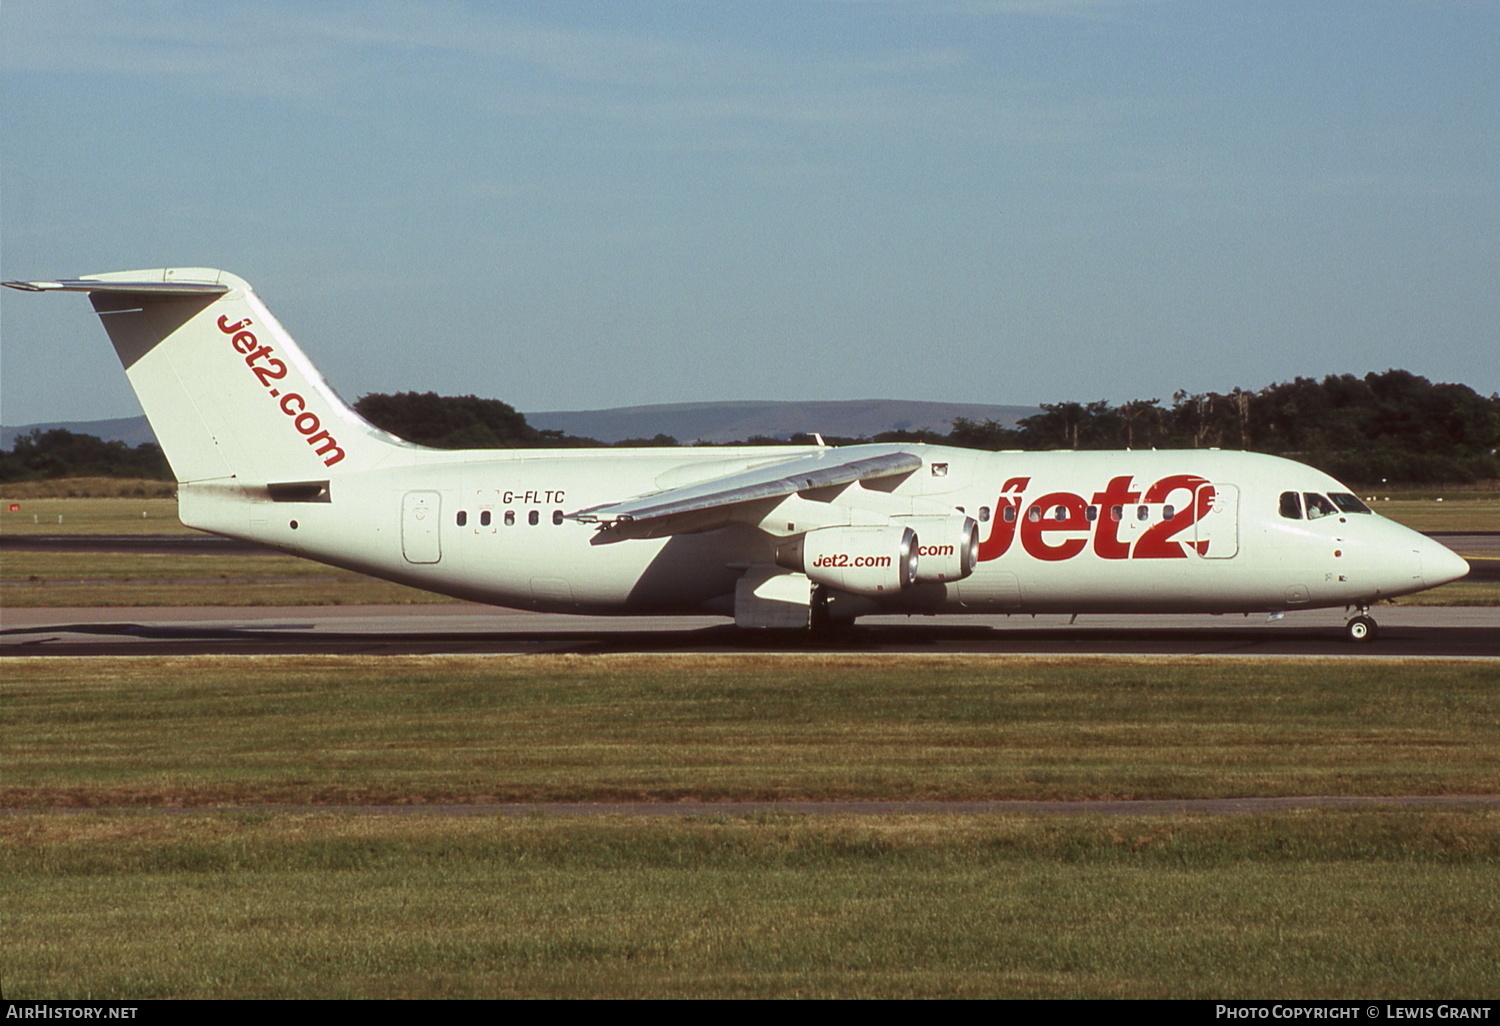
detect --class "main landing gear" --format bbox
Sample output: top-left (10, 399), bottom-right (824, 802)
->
top-left (1345, 611), bottom-right (1378, 643)
top-left (809, 586), bottom-right (856, 636)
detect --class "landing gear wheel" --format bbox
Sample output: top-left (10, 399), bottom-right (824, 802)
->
top-left (809, 585), bottom-right (833, 633)
top-left (809, 586), bottom-right (855, 637)
top-left (1345, 614), bottom-right (1378, 643)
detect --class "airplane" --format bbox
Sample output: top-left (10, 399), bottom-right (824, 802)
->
top-left (4, 268), bottom-right (1470, 642)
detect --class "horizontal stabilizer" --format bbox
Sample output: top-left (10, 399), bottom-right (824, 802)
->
top-left (4, 278), bottom-right (229, 295)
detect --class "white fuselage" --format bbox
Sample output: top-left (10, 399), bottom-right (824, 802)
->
top-left (179, 444), bottom-right (1465, 618)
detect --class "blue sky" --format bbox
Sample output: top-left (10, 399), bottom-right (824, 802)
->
top-left (3, 0), bottom-right (1497, 426)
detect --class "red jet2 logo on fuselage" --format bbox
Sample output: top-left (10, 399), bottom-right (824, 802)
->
top-left (978, 475), bottom-right (1217, 562)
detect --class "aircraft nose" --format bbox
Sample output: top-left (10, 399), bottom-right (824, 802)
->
top-left (1419, 536), bottom-right (1470, 588)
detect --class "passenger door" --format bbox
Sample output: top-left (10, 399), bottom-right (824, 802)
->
top-left (1195, 482), bottom-right (1238, 559)
top-left (401, 490), bottom-right (442, 564)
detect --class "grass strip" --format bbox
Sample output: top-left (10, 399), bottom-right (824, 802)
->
top-left (1369, 497), bottom-right (1499, 533)
top-left (3, 808), bottom-right (1496, 998)
top-left (1390, 579), bottom-right (1500, 606)
top-left (2, 551), bottom-right (455, 606)
top-left (1, 494), bottom-right (185, 533)
top-left (5, 655), bottom-right (1498, 806)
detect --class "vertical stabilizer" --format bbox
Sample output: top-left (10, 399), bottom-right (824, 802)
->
top-left (5, 269), bottom-right (398, 483)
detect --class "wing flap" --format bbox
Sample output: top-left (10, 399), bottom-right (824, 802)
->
top-left (570, 447), bottom-right (924, 530)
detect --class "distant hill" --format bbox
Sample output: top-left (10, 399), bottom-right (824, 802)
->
top-left (4, 400), bottom-right (1036, 450)
top-left (1, 415), bottom-right (159, 449)
top-left (526, 399), bottom-right (1036, 444)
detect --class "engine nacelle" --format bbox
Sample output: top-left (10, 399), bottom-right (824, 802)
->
top-left (900, 514), bottom-right (979, 583)
top-left (777, 525), bottom-right (918, 596)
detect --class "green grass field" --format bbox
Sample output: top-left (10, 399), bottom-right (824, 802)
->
top-left (1390, 579), bottom-right (1500, 607)
top-left (1, 491), bottom-right (185, 533)
top-left (7, 655), bottom-right (1498, 806)
top-left (1, 551), bottom-right (458, 606)
top-left (1374, 494), bottom-right (1500, 533)
top-left (5, 808), bottom-right (1496, 999)
top-left (3, 654), bottom-right (1498, 998)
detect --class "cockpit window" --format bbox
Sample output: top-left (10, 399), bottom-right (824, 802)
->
top-left (1304, 493), bottom-right (1338, 520)
top-left (1279, 491), bottom-right (1303, 519)
top-left (1328, 492), bottom-right (1372, 514)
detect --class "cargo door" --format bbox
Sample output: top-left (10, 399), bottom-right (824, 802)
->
top-left (402, 490), bottom-right (442, 564)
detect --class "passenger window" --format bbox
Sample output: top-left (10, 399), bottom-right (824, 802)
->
top-left (1163, 504), bottom-right (1175, 521)
top-left (552, 510), bottom-right (564, 525)
top-left (456, 511), bottom-right (467, 527)
top-left (1329, 492), bottom-right (1372, 514)
top-left (480, 510), bottom-right (491, 527)
top-left (504, 510), bottom-right (515, 527)
top-left (1137, 505), bottom-right (1149, 522)
top-left (979, 507), bottom-right (991, 523)
top-left (1003, 506), bottom-right (1017, 523)
top-left (1085, 506), bottom-right (1098, 522)
top-left (1110, 505), bottom-right (1123, 522)
top-left (1279, 492), bottom-right (1303, 519)
top-left (1053, 506), bottom-right (1066, 522)
top-left (1304, 493), bottom-right (1338, 520)
top-left (528, 510), bottom-right (540, 526)
top-left (1027, 506), bottom-right (1041, 522)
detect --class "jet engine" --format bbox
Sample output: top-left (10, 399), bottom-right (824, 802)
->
top-left (900, 514), bottom-right (979, 583)
top-left (777, 525), bottom-right (918, 596)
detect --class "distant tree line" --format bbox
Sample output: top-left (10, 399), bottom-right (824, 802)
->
top-left (352, 392), bottom-right (586, 449)
top-left (350, 373), bottom-right (1499, 485)
top-left (0, 428), bottom-right (171, 483)
top-left (940, 370), bottom-right (1500, 486)
top-left (5, 371), bottom-right (1497, 487)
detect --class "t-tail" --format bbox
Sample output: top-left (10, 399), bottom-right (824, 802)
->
top-left (4, 268), bottom-right (403, 484)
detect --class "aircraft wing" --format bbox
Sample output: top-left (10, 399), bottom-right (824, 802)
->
top-left (569, 446), bottom-right (924, 531)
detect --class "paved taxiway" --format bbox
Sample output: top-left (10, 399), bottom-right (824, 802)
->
top-left (4, 603), bottom-right (1497, 657)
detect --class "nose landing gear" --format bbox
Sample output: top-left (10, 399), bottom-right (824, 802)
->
top-left (1345, 611), bottom-right (1378, 643)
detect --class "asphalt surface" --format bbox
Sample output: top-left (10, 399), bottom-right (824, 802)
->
top-left (4, 604), bottom-right (1498, 657)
